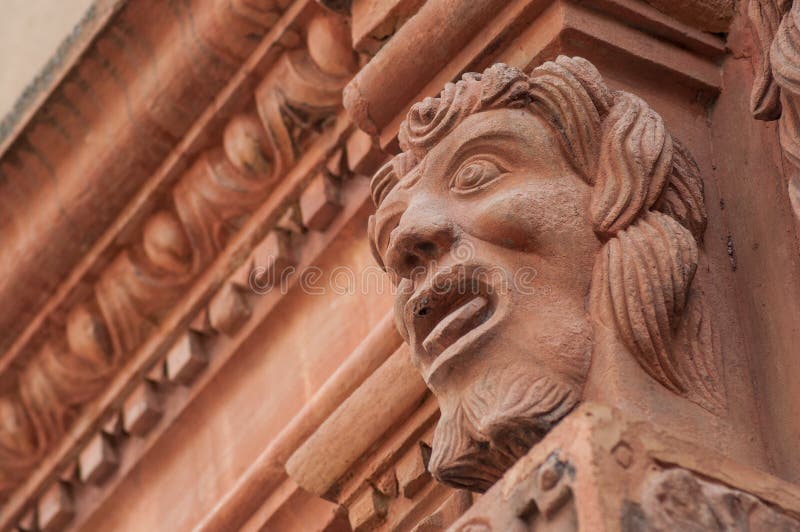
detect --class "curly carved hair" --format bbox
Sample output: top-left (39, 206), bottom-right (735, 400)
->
top-left (370, 56), bottom-right (724, 412)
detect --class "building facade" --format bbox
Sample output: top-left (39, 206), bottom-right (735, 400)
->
top-left (1, 0), bottom-right (800, 530)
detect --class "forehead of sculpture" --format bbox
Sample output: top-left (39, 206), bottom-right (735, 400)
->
top-left (387, 107), bottom-right (573, 200)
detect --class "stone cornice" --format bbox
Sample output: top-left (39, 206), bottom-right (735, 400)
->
top-left (345, 0), bottom-right (726, 151)
top-left (0, 0), bottom-right (736, 529)
top-left (0, 0), bottom-right (369, 527)
top-left (0, 0), bottom-right (294, 358)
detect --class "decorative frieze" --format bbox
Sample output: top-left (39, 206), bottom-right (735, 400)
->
top-left (0, 0), bottom-right (296, 360)
top-left (0, 3), bottom-right (361, 529)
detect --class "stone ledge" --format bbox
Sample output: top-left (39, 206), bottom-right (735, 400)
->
top-left (451, 404), bottom-right (800, 531)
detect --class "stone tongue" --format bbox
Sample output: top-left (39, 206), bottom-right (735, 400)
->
top-left (422, 296), bottom-right (488, 357)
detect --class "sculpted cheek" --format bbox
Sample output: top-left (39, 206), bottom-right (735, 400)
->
top-left (464, 178), bottom-right (594, 254)
top-left (470, 198), bottom-right (539, 249)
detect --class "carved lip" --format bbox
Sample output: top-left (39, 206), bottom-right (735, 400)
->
top-left (405, 265), bottom-right (502, 380)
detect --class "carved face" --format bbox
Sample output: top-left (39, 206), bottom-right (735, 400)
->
top-left (369, 58), bottom-right (717, 492)
top-left (372, 108), bottom-right (599, 490)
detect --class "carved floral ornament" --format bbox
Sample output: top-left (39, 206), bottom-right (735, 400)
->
top-left (368, 57), bottom-right (722, 492)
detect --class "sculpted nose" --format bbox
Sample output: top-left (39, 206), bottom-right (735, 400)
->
top-left (385, 207), bottom-right (457, 279)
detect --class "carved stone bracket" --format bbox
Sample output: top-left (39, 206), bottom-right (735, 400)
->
top-left (365, 54), bottom-right (734, 497)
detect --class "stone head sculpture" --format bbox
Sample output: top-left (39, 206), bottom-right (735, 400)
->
top-left (368, 56), bottom-right (723, 492)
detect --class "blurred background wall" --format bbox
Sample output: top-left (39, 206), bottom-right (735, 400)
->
top-left (0, 0), bottom-right (95, 120)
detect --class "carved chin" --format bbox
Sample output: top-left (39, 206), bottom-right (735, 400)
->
top-left (428, 375), bottom-right (579, 492)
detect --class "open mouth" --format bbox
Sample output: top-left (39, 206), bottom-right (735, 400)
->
top-left (406, 271), bottom-right (496, 368)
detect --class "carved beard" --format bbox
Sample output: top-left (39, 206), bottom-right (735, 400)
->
top-left (428, 371), bottom-right (579, 492)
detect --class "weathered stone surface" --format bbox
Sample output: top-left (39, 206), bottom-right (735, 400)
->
top-left (642, 0), bottom-right (735, 32)
top-left (450, 404), bottom-right (800, 532)
top-left (368, 56), bottom-right (744, 493)
top-left (2, 1), bottom-right (800, 531)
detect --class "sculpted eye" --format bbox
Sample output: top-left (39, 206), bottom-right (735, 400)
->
top-left (451, 158), bottom-right (503, 192)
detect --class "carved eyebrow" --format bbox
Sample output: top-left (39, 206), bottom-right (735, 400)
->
top-left (437, 131), bottom-right (522, 178)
